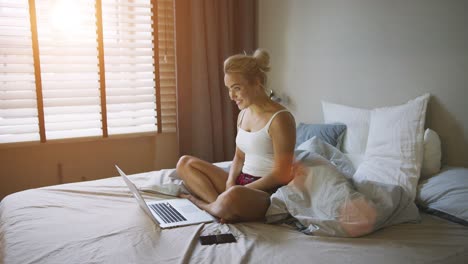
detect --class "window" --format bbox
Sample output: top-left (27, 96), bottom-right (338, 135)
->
top-left (0, 0), bottom-right (176, 144)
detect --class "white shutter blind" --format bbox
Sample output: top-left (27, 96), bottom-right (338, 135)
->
top-left (0, 0), bottom-right (39, 143)
top-left (102, 0), bottom-right (176, 135)
top-left (102, 0), bottom-right (156, 135)
top-left (0, 0), bottom-right (176, 144)
top-left (35, 0), bottom-right (102, 140)
top-left (158, 0), bottom-right (176, 132)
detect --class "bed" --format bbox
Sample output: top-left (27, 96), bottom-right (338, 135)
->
top-left (1, 168), bottom-right (467, 264)
top-left (1, 95), bottom-right (468, 264)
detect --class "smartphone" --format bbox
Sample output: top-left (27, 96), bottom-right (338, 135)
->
top-left (199, 233), bottom-right (237, 245)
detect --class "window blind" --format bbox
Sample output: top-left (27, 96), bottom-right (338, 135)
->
top-left (0, 0), bottom-right (39, 143)
top-left (156, 0), bottom-right (176, 133)
top-left (36, 0), bottom-right (102, 140)
top-left (0, 0), bottom-right (176, 144)
top-left (102, 0), bottom-right (157, 135)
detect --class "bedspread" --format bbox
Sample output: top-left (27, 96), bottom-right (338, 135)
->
top-left (1, 168), bottom-right (468, 263)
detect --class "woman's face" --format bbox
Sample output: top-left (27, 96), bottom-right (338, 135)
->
top-left (224, 73), bottom-right (258, 110)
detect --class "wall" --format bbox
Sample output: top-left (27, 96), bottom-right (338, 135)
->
top-left (0, 133), bottom-right (179, 199)
top-left (258, 0), bottom-right (468, 167)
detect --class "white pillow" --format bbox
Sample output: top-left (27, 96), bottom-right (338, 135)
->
top-left (353, 94), bottom-right (430, 200)
top-left (421, 128), bottom-right (442, 179)
top-left (322, 100), bottom-right (442, 172)
top-left (344, 153), bottom-right (365, 170)
top-left (322, 101), bottom-right (370, 154)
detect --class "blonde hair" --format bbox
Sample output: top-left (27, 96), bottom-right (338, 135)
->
top-left (223, 49), bottom-right (271, 88)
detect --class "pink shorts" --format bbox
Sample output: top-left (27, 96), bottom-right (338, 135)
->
top-left (235, 172), bottom-right (261, 186)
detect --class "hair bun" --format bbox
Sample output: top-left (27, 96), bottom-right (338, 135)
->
top-left (253, 49), bottom-right (270, 72)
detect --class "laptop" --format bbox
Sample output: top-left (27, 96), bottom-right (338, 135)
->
top-left (116, 165), bottom-right (215, 228)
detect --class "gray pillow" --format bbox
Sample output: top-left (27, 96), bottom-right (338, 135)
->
top-left (416, 167), bottom-right (468, 226)
top-left (295, 123), bottom-right (346, 149)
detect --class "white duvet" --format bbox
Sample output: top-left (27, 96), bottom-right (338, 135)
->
top-left (266, 137), bottom-right (420, 237)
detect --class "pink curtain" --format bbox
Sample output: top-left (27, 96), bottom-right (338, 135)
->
top-left (175, 0), bottom-right (257, 162)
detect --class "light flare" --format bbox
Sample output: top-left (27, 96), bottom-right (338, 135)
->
top-left (49, 0), bottom-right (84, 36)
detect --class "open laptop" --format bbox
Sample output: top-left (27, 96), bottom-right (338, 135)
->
top-left (116, 165), bottom-right (215, 228)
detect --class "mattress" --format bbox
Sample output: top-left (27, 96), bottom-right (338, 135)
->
top-left (1, 171), bottom-right (467, 264)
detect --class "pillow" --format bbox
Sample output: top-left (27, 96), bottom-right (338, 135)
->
top-left (344, 153), bottom-right (365, 171)
top-left (421, 128), bottom-right (442, 179)
top-left (353, 94), bottom-right (430, 201)
top-left (295, 123), bottom-right (346, 149)
top-left (322, 101), bottom-right (370, 154)
top-left (322, 99), bottom-right (441, 173)
top-left (416, 167), bottom-right (468, 226)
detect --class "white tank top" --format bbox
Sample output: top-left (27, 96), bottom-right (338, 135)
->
top-left (236, 109), bottom-right (290, 177)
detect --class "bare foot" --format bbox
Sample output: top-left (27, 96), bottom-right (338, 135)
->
top-left (180, 193), bottom-right (237, 223)
top-left (180, 193), bottom-right (209, 211)
top-left (180, 193), bottom-right (230, 223)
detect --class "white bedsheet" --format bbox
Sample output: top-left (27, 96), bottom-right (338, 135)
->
top-left (1, 170), bottom-right (468, 264)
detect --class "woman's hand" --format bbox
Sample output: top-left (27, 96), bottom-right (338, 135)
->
top-left (291, 161), bottom-right (307, 178)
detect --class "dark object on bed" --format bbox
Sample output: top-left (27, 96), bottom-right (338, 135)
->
top-left (199, 233), bottom-right (237, 245)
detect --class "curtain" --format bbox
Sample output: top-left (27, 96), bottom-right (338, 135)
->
top-left (175, 0), bottom-right (257, 162)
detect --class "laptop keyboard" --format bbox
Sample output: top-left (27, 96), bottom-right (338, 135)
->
top-left (149, 202), bottom-right (187, 224)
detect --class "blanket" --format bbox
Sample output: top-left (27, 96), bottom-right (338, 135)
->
top-left (265, 137), bottom-right (420, 237)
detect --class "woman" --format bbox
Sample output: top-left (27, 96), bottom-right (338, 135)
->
top-left (176, 49), bottom-right (296, 223)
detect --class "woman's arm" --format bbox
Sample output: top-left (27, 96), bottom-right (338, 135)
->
top-left (226, 110), bottom-right (246, 191)
top-left (226, 147), bottom-right (245, 190)
top-left (245, 112), bottom-right (296, 191)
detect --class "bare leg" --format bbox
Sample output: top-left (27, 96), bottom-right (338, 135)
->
top-left (182, 186), bottom-right (271, 223)
top-left (176, 155), bottom-right (228, 203)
